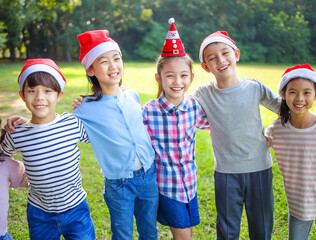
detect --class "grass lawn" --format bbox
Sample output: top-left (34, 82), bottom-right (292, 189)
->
top-left (1, 61), bottom-right (315, 239)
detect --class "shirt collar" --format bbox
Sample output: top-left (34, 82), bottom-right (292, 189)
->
top-left (158, 94), bottom-right (188, 113)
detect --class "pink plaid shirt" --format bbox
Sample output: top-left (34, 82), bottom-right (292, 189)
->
top-left (143, 95), bottom-right (209, 203)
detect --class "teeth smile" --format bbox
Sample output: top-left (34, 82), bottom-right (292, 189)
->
top-left (172, 87), bottom-right (183, 91)
top-left (110, 73), bottom-right (118, 77)
top-left (34, 105), bottom-right (46, 109)
top-left (219, 65), bottom-right (228, 71)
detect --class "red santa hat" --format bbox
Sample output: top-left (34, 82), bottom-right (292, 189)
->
top-left (199, 31), bottom-right (237, 62)
top-left (161, 18), bottom-right (186, 57)
top-left (77, 30), bottom-right (121, 70)
top-left (278, 64), bottom-right (316, 95)
top-left (18, 58), bottom-right (66, 91)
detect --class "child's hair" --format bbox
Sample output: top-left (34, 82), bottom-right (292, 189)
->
top-left (279, 78), bottom-right (316, 125)
top-left (22, 72), bottom-right (61, 94)
top-left (156, 55), bottom-right (194, 98)
top-left (0, 118), bottom-right (6, 144)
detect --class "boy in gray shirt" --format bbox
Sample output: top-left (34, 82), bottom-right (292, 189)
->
top-left (194, 31), bottom-right (280, 240)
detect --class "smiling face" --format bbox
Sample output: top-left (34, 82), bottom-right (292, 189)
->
top-left (282, 78), bottom-right (316, 117)
top-left (86, 50), bottom-right (124, 95)
top-left (201, 42), bottom-right (240, 88)
top-left (156, 57), bottom-right (193, 106)
top-left (20, 82), bottom-right (63, 124)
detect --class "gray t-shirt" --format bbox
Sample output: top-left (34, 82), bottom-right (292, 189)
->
top-left (193, 77), bottom-right (281, 173)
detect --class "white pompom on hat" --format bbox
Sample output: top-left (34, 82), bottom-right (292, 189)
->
top-left (18, 58), bottom-right (66, 91)
top-left (77, 30), bottom-right (121, 70)
top-left (199, 31), bottom-right (237, 62)
top-left (278, 64), bottom-right (316, 95)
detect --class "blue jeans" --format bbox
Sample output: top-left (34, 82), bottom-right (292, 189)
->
top-left (215, 168), bottom-right (274, 240)
top-left (0, 232), bottom-right (13, 240)
top-left (27, 199), bottom-right (95, 240)
top-left (289, 215), bottom-right (314, 240)
top-left (103, 163), bottom-right (159, 240)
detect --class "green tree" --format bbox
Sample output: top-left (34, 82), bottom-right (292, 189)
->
top-left (134, 21), bottom-right (165, 60)
top-left (0, 0), bottom-right (25, 60)
top-left (0, 0), bottom-right (77, 60)
top-left (0, 22), bottom-right (7, 50)
top-left (258, 10), bottom-right (310, 63)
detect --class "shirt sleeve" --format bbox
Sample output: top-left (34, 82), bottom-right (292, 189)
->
top-left (126, 90), bottom-right (141, 104)
top-left (8, 158), bottom-right (29, 188)
top-left (0, 132), bottom-right (17, 157)
top-left (265, 122), bottom-right (276, 146)
top-left (142, 103), bottom-right (149, 126)
top-left (258, 82), bottom-right (281, 114)
top-left (76, 117), bottom-right (89, 144)
top-left (195, 101), bottom-right (210, 130)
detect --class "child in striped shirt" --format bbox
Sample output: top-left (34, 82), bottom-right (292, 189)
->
top-left (0, 59), bottom-right (95, 240)
top-left (142, 18), bottom-right (209, 240)
top-left (265, 64), bottom-right (316, 240)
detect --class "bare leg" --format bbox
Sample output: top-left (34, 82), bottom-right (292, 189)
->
top-left (170, 227), bottom-right (193, 240)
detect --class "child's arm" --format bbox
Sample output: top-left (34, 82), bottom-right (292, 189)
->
top-left (258, 82), bottom-right (281, 114)
top-left (196, 102), bottom-right (210, 130)
top-left (8, 158), bottom-right (29, 188)
top-left (264, 124), bottom-right (275, 148)
top-left (75, 117), bottom-right (89, 144)
top-left (0, 132), bottom-right (18, 158)
top-left (4, 116), bottom-right (28, 133)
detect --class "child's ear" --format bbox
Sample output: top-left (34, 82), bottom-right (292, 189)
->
top-left (281, 91), bottom-right (286, 100)
top-left (191, 73), bottom-right (195, 82)
top-left (86, 67), bottom-right (94, 77)
top-left (201, 62), bottom-right (211, 73)
top-left (155, 74), bottom-right (161, 84)
top-left (19, 90), bottom-right (26, 102)
top-left (235, 49), bottom-right (241, 62)
top-left (57, 91), bottom-right (64, 102)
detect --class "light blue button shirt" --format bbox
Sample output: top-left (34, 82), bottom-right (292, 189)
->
top-left (73, 89), bottom-right (155, 179)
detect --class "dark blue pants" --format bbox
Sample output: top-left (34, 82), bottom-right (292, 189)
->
top-left (214, 168), bottom-right (274, 240)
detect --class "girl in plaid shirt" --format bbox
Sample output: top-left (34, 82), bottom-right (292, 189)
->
top-left (142, 18), bottom-right (209, 240)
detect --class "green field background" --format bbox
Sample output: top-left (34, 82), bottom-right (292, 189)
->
top-left (0, 62), bottom-right (315, 239)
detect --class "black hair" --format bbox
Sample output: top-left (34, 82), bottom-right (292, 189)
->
top-left (0, 118), bottom-right (6, 144)
top-left (22, 72), bottom-right (61, 95)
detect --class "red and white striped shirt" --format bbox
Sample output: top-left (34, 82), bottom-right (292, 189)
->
top-left (266, 119), bottom-right (316, 220)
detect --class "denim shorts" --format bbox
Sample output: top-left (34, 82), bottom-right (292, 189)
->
top-left (157, 193), bottom-right (200, 228)
top-left (103, 163), bottom-right (159, 240)
top-left (0, 232), bottom-right (13, 240)
top-left (27, 198), bottom-right (95, 240)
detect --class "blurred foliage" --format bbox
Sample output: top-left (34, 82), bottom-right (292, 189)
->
top-left (0, 0), bottom-right (315, 63)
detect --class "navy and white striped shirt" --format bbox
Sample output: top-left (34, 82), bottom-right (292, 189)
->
top-left (0, 113), bottom-right (89, 213)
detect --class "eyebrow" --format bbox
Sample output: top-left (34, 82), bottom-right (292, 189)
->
top-left (163, 70), bottom-right (190, 74)
top-left (288, 87), bottom-right (313, 91)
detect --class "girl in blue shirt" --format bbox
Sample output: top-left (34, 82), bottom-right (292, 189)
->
top-left (73, 30), bottom-right (158, 240)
